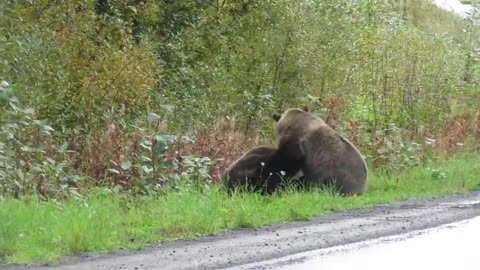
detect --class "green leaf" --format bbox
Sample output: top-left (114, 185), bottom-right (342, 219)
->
top-left (58, 143), bottom-right (69, 153)
top-left (147, 112), bottom-right (161, 122)
top-left (46, 157), bottom-right (56, 165)
top-left (121, 161), bottom-right (132, 171)
top-left (42, 125), bottom-right (54, 133)
top-left (154, 134), bottom-right (176, 144)
top-left (128, 5), bottom-right (137, 14)
top-left (139, 140), bottom-right (152, 151)
top-left (107, 168), bottom-right (120, 175)
top-left (20, 146), bottom-right (33, 152)
top-left (141, 165), bottom-right (154, 174)
top-left (160, 104), bottom-right (173, 113)
top-left (24, 108), bottom-right (35, 114)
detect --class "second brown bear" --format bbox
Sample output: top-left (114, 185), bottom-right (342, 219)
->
top-left (223, 145), bottom-right (304, 194)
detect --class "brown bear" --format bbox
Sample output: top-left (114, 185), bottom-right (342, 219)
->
top-left (223, 145), bottom-right (304, 194)
top-left (271, 107), bottom-right (368, 195)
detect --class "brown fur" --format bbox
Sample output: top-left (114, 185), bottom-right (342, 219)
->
top-left (222, 146), bottom-right (276, 193)
top-left (222, 144), bottom-right (305, 194)
top-left (273, 108), bottom-right (368, 195)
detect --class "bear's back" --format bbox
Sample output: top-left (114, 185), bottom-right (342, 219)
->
top-left (301, 127), bottom-right (368, 194)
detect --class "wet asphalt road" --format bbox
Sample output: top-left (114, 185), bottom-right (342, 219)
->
top-left (433, 0), bottom-right (472, 17)
top-left (230, 209), bottom-right (480, 270)
top-left (2, 191), bottom-right (480, 270)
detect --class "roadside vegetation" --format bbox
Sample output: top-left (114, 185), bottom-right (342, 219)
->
top-left (1, 0), bottom-right (480, 265)
top-left (2, 153), bottom-right (480, 264)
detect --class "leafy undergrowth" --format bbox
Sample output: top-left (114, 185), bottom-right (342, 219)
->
top-left (2, 153), bottom-right (480, 265)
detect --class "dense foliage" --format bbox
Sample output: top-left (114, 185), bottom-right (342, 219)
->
top-left (1, 0), bottom-right (480, 198)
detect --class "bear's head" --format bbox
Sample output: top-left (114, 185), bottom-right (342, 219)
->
top-left (272, 106), bottom-right (309, 122)
top-left (272, 106), bottom-right (325, 141)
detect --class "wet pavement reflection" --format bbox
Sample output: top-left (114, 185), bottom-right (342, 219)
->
top-left (265, 216), bottom-right (480, 270)
top-left (433, 0), bottom-right (472, 17)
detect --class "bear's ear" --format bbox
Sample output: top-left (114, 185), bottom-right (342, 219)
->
top-left (272, 113), bottom-right (281, 122)
top-left (302, 106), bottom-right (309, 112)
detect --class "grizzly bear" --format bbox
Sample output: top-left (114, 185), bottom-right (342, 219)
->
top-left (223, 145), bottom-right (304, 194)
top-left (271, 107), bottom-right (368, 195)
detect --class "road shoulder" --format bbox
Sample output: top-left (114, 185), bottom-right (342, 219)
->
top-left (3, 191), bottom-right (480, 270)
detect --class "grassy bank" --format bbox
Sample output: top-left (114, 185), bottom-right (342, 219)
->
top-left (2, 153), bottom-right (480, 265)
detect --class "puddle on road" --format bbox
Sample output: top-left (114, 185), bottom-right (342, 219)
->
top-left (250, 216), bottom-right (480, 270)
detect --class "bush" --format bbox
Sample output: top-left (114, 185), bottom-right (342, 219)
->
top-left (0, 1), bottom-right (159, 131)
top-left (0, 0), bottom-right (479, 198)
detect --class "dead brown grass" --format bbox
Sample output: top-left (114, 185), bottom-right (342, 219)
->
top-left (64, 119), bottom-right (254, 187)
top-left (474, 109), bottom-right (480, 147)
top-left (59, 107), bottom-right (480, 190)
top-left (437, 113), bottom-right (470, 153)
top-left (348, 119), bottom-right (361, 147)
top-left (324, 97), bottom-right (345, 129)
top-left (178, 121), bottom-right (253, 180)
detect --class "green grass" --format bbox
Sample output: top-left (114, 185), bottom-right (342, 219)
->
top-left (2, 153), bottom-right (480, 265)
